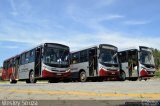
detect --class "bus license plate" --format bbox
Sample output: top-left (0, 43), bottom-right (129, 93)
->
top-left (57, 73), bottom-right (62, 76)
top-left (112, 72), bottom-right (115, 74)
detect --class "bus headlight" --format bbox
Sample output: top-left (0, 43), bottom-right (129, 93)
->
top-left (101, 67), bottom-right (107, 71)
top-left (141, 66), bottom-right (146, 71)
top-left (66, 69), bottom-right (71, 72)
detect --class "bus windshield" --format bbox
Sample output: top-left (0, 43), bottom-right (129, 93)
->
top-left (140, 50), bottom-right (155, 66)
top-left (43, 47), bottom-right (69, 67)
top-left (99, 48), bottom-right (118, 65)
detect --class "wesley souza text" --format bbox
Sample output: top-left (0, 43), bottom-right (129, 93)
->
top-left (1, 100), bottom-right (38, 106)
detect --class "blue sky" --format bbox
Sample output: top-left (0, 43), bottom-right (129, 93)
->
top-left (0, 0), bottom-right (160, 66)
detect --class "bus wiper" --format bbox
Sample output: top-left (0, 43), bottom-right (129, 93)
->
top-left (58, 49), bottom-right (68, 64)
top-left (112, 53), bottom-right (117, 59)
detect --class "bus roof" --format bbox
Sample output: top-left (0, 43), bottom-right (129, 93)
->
top-left (3, 42), bottom-right (69, 62)
top-left (71, 44), bottom-right (117, 53)
top-left (20, 43), bottom-right (69, 54)
top-left (118, 46), bottom-right (151, 52)
top-left (3, 54), bottom-right (20, 62)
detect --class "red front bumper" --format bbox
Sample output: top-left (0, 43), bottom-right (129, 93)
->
top-left (99, 68), bottom-right (119, 77)
top-left (140, 69), bottom-right (155, 77)
top-left (42, 70), bottom-right (71, 79)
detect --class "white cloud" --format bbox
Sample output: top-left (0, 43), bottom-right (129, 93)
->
top-left (95, 32), bottom-right (160, 49)
top-left (10, 0), bottom-right (19, 16)
top-left (10, 0), bottom-right (17, 13)
top-left (62, 2), bottom-right (160, 50)
top-left (102, 15), bottom-right (124, 20)
top-left (124, 20), bottom-right (150, 25)
top-left (0, 0), bottom-right (159, 51)
top-left (10, 0), bottom-right (32, 17)
top-left (68, 32), bottom-right (160, 51)
top-left (0, 22), bottom-right (160, 51)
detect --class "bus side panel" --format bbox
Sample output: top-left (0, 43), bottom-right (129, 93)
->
top-left (25, 62), bottom-right (35, 77)
top-left (71, 62), bottom-right (89, 79)
top-left (19, 62), bottom-right (34, 79)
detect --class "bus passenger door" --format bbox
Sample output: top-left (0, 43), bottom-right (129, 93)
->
top-left (118, 52), bottom-right (129, 77)
top-left (128, 50), bottom-right (138, 77)
top-left (35, 48), bottom-right (42, 77)
top-left (15, 57), bottom-right (20, 79)
top-left (89, 48), bottom-right (97, 76)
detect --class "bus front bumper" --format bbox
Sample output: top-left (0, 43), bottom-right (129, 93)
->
top-left (42, 70), bottom-right (71, 79)
top-left (99, 68), bottom-right (120, 77)
top-left (140, 69), bottom-right (155, 77)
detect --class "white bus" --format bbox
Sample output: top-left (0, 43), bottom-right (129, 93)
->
top-left (2, 43), bottom-right (71, 83)
top-left (118, 46), bottom-right (155, 81)
top-left (70, 44), bottom-right (120, 82)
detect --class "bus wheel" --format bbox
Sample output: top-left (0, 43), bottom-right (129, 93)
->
top-left (119, 71), bottom-right (126, 81)
top-left (139, 77), bottom-right (142, 81)
top-left (98, 77), bottom-right (104, 82)
top-left (9, 74), bottom-right (17, 84)
top-left (79, 71), bottom-right (87, 82)
top-left (48, 79), bottom-right (58, 83)
top-left (26, 79), bottom-right (30, 83)
top-left (63, 78), bottom-right (71, 83)
top-left (131, 78), bottom-right (138, 81)
top-left (29, 71), bottom-right (36, 83)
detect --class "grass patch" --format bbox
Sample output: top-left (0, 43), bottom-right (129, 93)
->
top-left (0, 80), bottom-right (9, 84)
top-left (155, 69), bottom-right (160, 78)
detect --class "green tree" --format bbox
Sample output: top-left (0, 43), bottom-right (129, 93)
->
top-left (152, 48), bottom-right (160, 69)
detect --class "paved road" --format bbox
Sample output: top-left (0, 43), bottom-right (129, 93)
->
top-left (0, 80), bottom-right (160, 100)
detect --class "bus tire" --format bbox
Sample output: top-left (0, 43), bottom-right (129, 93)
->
top-left (130, 77), bottom-right (138, 81)
top-left (79, 71), bottom-right (87, 82)
top-left (119, 71), bottom-right (126, 81)
top-left (9, 74), bottom-right (17, 84)
top-left (29, 71), bottom-right (36, 83)
top-left (48, 79), bottom-right (58, 83)
top-left (26, 79), bottom-right (31, 83)
top-left (63, 78), bottom-right (71, 83)
top-left (139, 77), bottom-right (142, 81)
top-left (97, 77), bottom-right (104, 82)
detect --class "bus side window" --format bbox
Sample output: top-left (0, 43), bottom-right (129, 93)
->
top-left (72, 52), bottom-right (79, 64)
top-left (7, 61), bottom-right (10, 70)
top-left (21, 54), bottom-right (25, 65)
top-left (25, 52), bottom-right (30, 63)
top-left (118, 52), bottom-right (127, 63)
top-left (9, 59), bottom-right (13, 68)
top-left (80, 50), bottom-right (88, 63)
top-left (3, 62), bottom-right (6, 70)
top-left (30, 50), bottom-right (35, 62)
